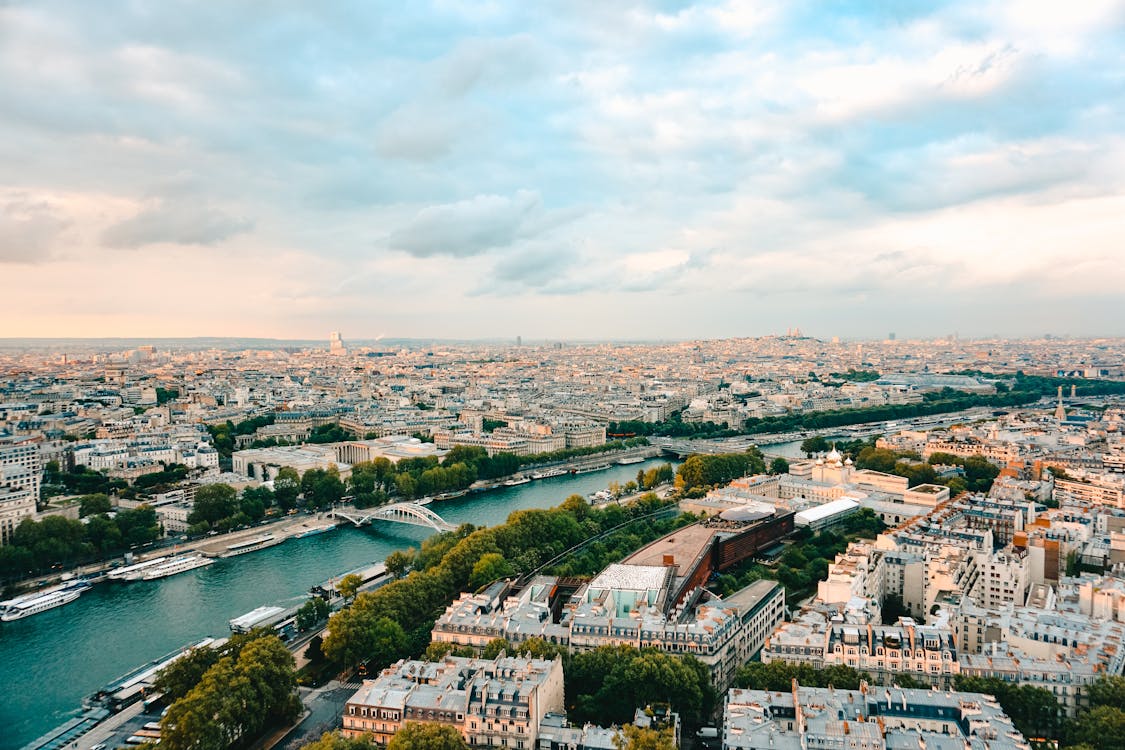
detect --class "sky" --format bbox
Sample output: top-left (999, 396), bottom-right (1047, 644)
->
top-left (2, 0), bottom-right (1124, 341)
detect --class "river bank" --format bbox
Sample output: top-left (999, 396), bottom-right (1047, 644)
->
top-left (0, 458), bottom-right (678, 750)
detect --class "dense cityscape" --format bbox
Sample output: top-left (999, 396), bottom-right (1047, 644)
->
top-left (1, 333), bottom-right (1125, 750)
top-left (5, 0), bottom-right (1125, 748)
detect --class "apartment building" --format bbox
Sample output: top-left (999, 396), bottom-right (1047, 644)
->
top-left (1054, 476), bottom-right (1125, 509)
top-left (0, 485), bottom-right (36, 545)
top-left (722, 683), bottom-right (1030, 750)
top-left (0, 435), bottom-right (41, 502)
top-left (342, 655), bottom-right (564, 748)
top-left (432, 568), bottom-right (785, 691)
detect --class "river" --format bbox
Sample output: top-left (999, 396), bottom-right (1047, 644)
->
top-left (0, 459), bottom-right (676, 750)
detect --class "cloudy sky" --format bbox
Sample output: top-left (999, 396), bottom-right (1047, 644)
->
top-left (2, 1), bottom-right (1124, 341)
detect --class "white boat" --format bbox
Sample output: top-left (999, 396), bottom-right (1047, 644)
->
top-left (108, 556), bottom-right (170, 582)
top-left (616, 456), bottom-right (645, 465)
top-left (293, 523), bottom-right (337, 539)
top-left (217, 533), bottom-right (284, 558)
top-left (503, 476), bottom-right (531, 486)
top-left (530, 468), bottom-right (568, 480)
top-left (141, 555), bottom-right (214, 580)
top-left (574, 464), bottom-right (611, 475)
top-left (1, 582), bottom-right (89, 621)
top-left (414, 497), bottom-right (433, 506)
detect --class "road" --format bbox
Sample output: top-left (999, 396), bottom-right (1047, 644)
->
top-left (273, 681), bottom-right (358, 750)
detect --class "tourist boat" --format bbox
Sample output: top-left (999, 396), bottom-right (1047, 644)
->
top-left (502, 476), bottom-right (531, 486)
top-left (573, 464), bottom-right (611, 475)
top-left (293, 523), bottom-right (337, 539)
top-left (616, 456), bottom-right (645, 465)
top-left (217, 533), bottom-right (284, 558)
top-left (434, 489), bottom-right (468, 501)
top-left (141, 555), bottom-right (214, 580)
top-left (530, 468), bottom-right (568, 480)
top-left (0, 579), bottom-right (91, 621)
top-left (588, 490), bottom-right (614, 504)
top-left (107, 556), bottom-right (170, 582)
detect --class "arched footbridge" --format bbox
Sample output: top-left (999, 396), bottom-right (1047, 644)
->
top-left (328, 502), bottom-right (456, 533)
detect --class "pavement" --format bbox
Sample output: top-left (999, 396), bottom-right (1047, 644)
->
top-left (70, 701), bottom-right (151, 750)
top-left (272, 681), bottom-right (360, 750)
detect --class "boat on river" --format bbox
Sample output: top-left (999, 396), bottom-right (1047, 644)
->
top-left (0, 579), bottom-right (91, 621)
top-left (530, 468), bottom-right (568, 480)
top-left (216, 533), bottom-right (284, 558)
top-left (141, 555), bottom-right (214, 580)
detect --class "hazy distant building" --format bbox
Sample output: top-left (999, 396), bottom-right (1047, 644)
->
top-left (329, 331), bottom-right (347, 356)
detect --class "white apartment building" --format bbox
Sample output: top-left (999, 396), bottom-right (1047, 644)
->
top-left (342, 656), bottom-right (565, 748)
top-left (0, 485), bottom-right (36, 545)
top-left (0, 435), bottom-right (41, 502)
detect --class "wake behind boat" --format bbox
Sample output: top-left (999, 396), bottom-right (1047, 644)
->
top-left (293, 522), bottom-right (338, 539)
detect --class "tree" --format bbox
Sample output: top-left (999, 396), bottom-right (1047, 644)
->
top-left (337, 573), bottom-right (363, 601)
top-left (386, 723), bottom-right (468, 750)
top-left (482, 638), bottom-right (510, 660)
top-left (78, 493), bottom-right (112, 517)
top-left (768, 457), bottom-right (790, 475)
top-left (1067, 706), bottom-right (1125, 750)
top-left (156, 644), bottom-right (221, 702)
top-left (189, 484), bottom-right (238, 527)
top-left (300, 732), bottom-right (378, 750)
top-left (469, 552), bottom-right (514, 589)
top-left (85, 514), bottom-right (123, 552)
top-left (296, 598), bottom-right (330, 631)
top-left (1087, 675), bottom-right (1125, 709)
top-left (568, 645), bottom-right (713, 728)
top-left (800, 436), bottom-right (829, 456)
top-left (114, 505), bottom-right (161, 546)
top-left (614, 725), bottom-right (676, 750)
top-left (385, 549), bottom-right (415, 578)
top-left (274, 467), bottom-right (301, 510)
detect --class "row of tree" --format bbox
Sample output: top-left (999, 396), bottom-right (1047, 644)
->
top-left (850, 445), bottom-right (1000, 493)
top-left (155, 631), bottom-right (301, 750)
top-left (41, 461), bottom-right (127, 499)
top-left (206, 414), bottom-right (277, 458)
top-left (344, 440), bottom-right (648, 506)
top-left (675, 448), bottom-right (767, 492)
top-left (321, 494), bottom-right (679, 672)
top-left (744, 377), bottom-right (1125, 436)
top-left (608, 411), bottom-right (740, 439)
top-left (0, 500), bottom-right (161, 578)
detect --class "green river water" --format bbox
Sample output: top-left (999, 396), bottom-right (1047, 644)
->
top-left (0, 459), bottom-right (680, 750)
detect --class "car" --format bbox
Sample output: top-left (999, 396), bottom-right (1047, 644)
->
top-left (89, 743), bottom-right (107, 750)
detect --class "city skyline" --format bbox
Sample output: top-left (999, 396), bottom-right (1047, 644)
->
top-left (3, 1), bottom-right (1125, 339)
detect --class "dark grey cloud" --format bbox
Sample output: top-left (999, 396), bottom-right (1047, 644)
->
top-left (0, 196), bottom-right (68, 263)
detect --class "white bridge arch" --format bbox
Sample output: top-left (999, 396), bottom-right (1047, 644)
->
top-left (328, 502), bottom-right (456, 532)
